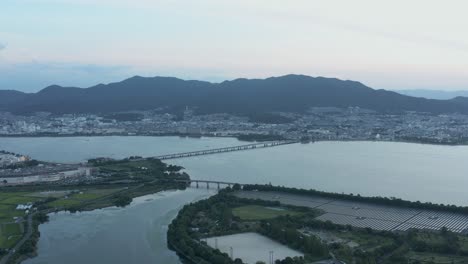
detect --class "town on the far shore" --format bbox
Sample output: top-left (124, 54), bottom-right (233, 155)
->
top-left (2, 106), bottom-right (468, 145)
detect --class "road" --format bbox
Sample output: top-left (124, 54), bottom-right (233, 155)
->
top-left (0, 213), bottom-right (34, 264)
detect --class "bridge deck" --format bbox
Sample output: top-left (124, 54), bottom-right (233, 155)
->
top-left (153, 140), bottom-right (298, 160)
top-left (175, 179), bottom-right (241, 185)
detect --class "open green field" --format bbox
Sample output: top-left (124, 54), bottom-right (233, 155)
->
top-left (46, 188), bottom-right (123, 209)
top-left (0, 192), bottom-right (38, 222)
top-left (0, 223), bottom-right (23, 249)
top-left (70, 188), bottom-right (122, 201)
top-left (0, 196), bottom-right (41, 205)
top-left (27, 190), bottom-right (72, 198)
top-left (0, 192), bottom-right (31, 202)
top-left (0, 191), bottom-right (39, 249)
top-left (232, 205), bottom-right (301, 220)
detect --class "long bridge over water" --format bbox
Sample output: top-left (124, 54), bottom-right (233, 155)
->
top-left (176, 179), bottom-right (243, 189)
top-left (153, 140), bottom-right (298, 160)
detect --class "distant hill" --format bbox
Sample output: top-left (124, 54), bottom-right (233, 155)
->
top-left (396, 89), bottom-right (468, 100)
top-left (2, 74), bottom-right (468, 115)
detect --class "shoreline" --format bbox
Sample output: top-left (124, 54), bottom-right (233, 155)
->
top-left (2, 185), bottom-right (189, 264)
top-left (1, 133), bottom-right (468, 147)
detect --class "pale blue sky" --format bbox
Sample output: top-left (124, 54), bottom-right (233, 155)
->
top-left (1, 0), bottom-right (467, 92)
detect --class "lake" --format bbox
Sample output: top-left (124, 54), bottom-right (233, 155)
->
top-left (2, 136), bottom-right (468, 264)
top-left (2, 136), bottom-right (467, 205)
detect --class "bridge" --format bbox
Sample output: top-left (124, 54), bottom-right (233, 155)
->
top-left (176, 179), bottom-right (243, 190)
top-left (153, 140), bottom-right (298, 160)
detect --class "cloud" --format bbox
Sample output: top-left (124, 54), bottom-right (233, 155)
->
top-left (0, 43), bottom-right (6, 51)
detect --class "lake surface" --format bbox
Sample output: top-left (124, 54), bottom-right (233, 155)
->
top-left (23, 189), bottom-right (216, 264)
top-left (0, 136), bottom-right (240, 163)
top-left (2, 136), bottom-right (468, 264)
top-left (2, 136), bottom-right (467, 205)
top-left (206, 232), bottom-right (303, 264)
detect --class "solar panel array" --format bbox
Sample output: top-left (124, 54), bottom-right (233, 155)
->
top-left (394, 211), bottom-right (468, 233)
top-left (235, 191), bottom-right (468, 233)
top-left (316, 213), bottom-right (399, 231)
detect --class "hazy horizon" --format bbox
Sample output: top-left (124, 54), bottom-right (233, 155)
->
top-left (1, 0), bottom-right (468, 92)
top-left (3, 74), bottom-right (468, 97)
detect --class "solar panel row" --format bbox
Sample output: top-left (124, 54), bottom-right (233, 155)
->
top-left (235, 191), bottom-right (468, 233)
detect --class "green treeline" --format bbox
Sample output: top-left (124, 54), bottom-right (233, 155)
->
top-left (237, 134), bottom-right (286, 142)
top-left (167, 190), bottom-right (329, 264)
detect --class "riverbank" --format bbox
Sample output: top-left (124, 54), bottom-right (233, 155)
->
top-left (0, 157), bottom-right (190, 264)
top-left (1, 182), bottom-right (189, 264)
top-left (2, 133), bottom-right (468, 146)
top-left (23, 189), bottom-right (216, 264)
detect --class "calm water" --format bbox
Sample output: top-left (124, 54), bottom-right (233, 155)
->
top-left (2, 136), bottom-right (466, 204)
top-left (2, 136), bottom-right (468, 264)
top-left (206, 232), bottom-right (303, 263)
top-left (23, 189), bottom-right (216, 264)
top-left (0, 136), bottom-right (240, 163)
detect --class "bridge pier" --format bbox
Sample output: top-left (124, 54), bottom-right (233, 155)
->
top-left (217, 183), bottom-right (220, 190)
top-left (206, 182), bottom-right (209, 189)
top-left (196, 181), bottom-right (199, 188)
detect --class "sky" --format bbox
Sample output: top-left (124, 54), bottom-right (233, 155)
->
top-left (1, 0), bottom-right (468, 92)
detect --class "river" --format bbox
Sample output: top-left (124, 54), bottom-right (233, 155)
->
top-left (1, 136), bottom-right (468, 263)
top-left (22, 189), bottom-right (216, 264)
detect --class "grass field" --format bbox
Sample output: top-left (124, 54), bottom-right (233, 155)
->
top-left (0, 196), bottom-right (41, 205)
top-left (232, 205), bottom-right (301, 220)
top-left (0, 192), bottom-right (39, 249)
top-left (0, 192), bottom-right (38, 222)
top-left (46, 188), bottom-right (122, 208)
top-left (0, 222), bottom-right (23, 249)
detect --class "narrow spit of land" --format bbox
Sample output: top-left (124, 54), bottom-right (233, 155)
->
top-left (168, 186), bottom-right (468, 264)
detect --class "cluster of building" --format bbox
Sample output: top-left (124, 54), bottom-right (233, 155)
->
top-left (0, 162), bottom-right (92, 185)
top-left (0, 151), bottom-right (30, 168)
top-left (2, 107), bottom-right (468, 144)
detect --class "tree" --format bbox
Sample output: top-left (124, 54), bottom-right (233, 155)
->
top-left (113, 195), bottom-right (132, 207)
top-left (34, 212), bottom-right (49, 224)
top-left (222, 207), bottom-right (232, 227)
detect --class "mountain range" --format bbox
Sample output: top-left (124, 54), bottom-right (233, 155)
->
top-left (396, 89), bottom-right (468, 100)
top-left (1, 74), bottom-right (468, 115)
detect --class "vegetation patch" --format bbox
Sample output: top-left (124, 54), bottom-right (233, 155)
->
top-left (0, 223), bottom-right (22, 248)
top-left (1, 157), bottom-right (189, 263)
top-left (168, 186), bottom-right (468, 264)
top-left (0, 196), bottom-right (41, 205)
top-left (232, 205), bottom-right (301, 220)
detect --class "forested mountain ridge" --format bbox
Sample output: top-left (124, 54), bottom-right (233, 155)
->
top-left (2, 74), bottom-right (468, 115)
